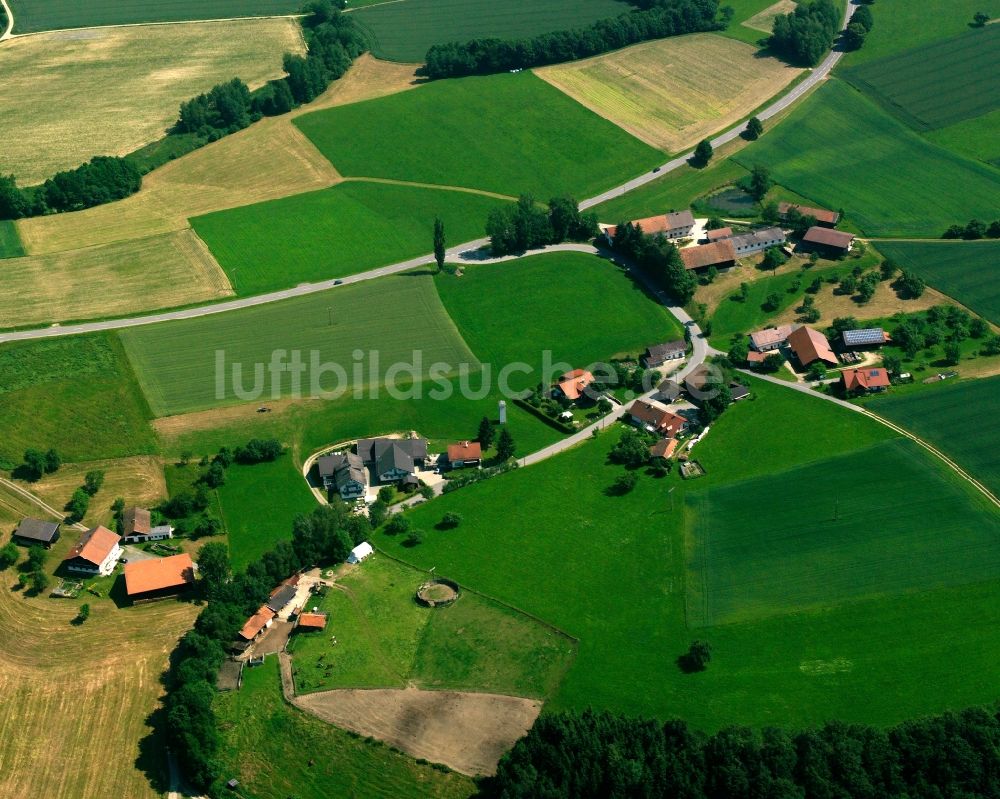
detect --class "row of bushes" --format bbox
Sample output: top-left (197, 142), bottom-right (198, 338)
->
top-left (485, 195), bottom-right (598, 256)
top-left (422, 0), bottom-right (722, 79)
top-left (609, 220), bottom-right (698, 304)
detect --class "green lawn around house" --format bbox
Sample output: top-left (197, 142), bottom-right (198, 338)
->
top-left (294, 72), bottom-right (662, 201)
top-left (731, 79), bottom-right (1000, 237)
top-left (213, 656), bottom-right (474, 799)
top-left (190, 182), bottom-right (511, 296)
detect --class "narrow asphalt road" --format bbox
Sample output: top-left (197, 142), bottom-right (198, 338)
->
top-left (0, 1), bottom-right (860, 345)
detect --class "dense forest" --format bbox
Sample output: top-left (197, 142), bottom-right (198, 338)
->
top-left (483, 707), bottom-right (1000, 798)
top-left (422, 0), bottom-right (723, 79)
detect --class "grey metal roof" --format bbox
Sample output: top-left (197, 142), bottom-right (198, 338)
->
top-left (843, 328), bottom-right (886, 346)
top-left (14, 518), bottom-right (60, 543)
top-left (266, 584), bottom-right (297, 612)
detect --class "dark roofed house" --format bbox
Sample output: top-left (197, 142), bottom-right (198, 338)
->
top-left (655, 379), bottom-right (682, 403)
top-left (356, 438), bottom-right (427, 485)
top-left (842, 367), bottom-right (891, 393)
top-left (317, 452), bottom-right (366, 500)
top-left (642, 340), bottom-right (686, 368)
top-left (266, 584), bottom-right (298, 614)
top-left (778, 202), bottom-right (840, 227)
top-left (801, 226), bottom-right (855, 254)
top-left (729, 383), bottom-right (750, 402)
top-left (843, 328), bottom-right (889, 348)
top-left (679, 240), bottom-right (736, 271)
top-left (727, 227), bottom-right (786, 257)
top-left (122, 507), bottom-right (173, 543)
top-left (787, 326), bottom-right (838, 368)
top-left (13, 518), bottom-right (60, 548)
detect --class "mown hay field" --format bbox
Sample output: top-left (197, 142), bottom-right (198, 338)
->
top-left (841, 26), bottom-right (1000, 131)
top-left (8, 0), bottom-right (303, 33)
top-left (191, 181), bottom-right (509, 295)
top-left (435, 251), bottom-right (682, 391)
top-left (0, 571), bottom-right (197, 798)
top-left (732, 80), bottom-right (1000, 236)
top-left (686, 438), bottom-right (1000, 627)
top-left (869, 376), bottom-right (1000, 500)
top-left (0, 19), bottom-right (304, 184)
top-left (876, 240), bottom-right (1000, 326)
top-left (351, 0), bottom-right (627, 62)
top-left (0, 230), bottom-right (232, 330)
top-left (119, 275), bottom-right (478, 416)
top-left (535, 34), bottom-right (801, 153)
top-left (0, 333), bottom-right (156, 466)
top-left (295, 71), bottom-right (663, 200)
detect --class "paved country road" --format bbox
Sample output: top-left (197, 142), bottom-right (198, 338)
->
top-left (0, 1), bottom-right (860, 345)
top-left (0, 0), bottom-right (14, 40)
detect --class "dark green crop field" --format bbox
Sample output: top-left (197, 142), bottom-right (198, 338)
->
top-left (733, 80), bottom-right (1000, 237)
top-left (842, 26), bottom-right (1000, 131)
top-left (876, 240), bottom-right (1000, 326)
top-left (8, 0), bottom-right (303, 32)
top-left (869, 376), bottom-right (1000, 500)
top-left (0, 221), bottom-right (24, 259)
top-left (687, 438), bottom-right (1000, 627)
top-left (352, 0), bottom-right (628, 62)
top-left (295, 72), bottom-right (662, 200)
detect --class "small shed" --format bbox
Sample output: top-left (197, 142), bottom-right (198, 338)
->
top-left (348, 542), bottom-right (374, 564)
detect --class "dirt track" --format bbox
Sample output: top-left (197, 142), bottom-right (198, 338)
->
top-left (292, 685), bottom-right (540, 776)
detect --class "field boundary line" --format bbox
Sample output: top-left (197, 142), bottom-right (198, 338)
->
top-left (7, 13), bottom-right (306, 40)
top-left (0, 0), bottom-right (12, 40)
top-left (340, 176), bottom-right (518, 202)
top-left (0, 476), bottom-right (87, 530)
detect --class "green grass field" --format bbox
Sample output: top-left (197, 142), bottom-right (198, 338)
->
top-left (840, 0), bottom-right (1000, 65)
top-left (687, 438), bottom-right (1000, 626)
top-left (732, 80), bottom-right (1000, 236)
top-left (7, 0), bottom-right (304, 32)
top-left (352, 0), bottom-right (627, 62)
top-left (295, 72), bottom-right (662, 200)
top-left (191, 182), bottom-right (510, 296)
top-left (0, 334), bottom-right (155, 466)
top-left (214, 657), bottom-right (474, 799)
top-left (841, 26), bottom-right (1000, 131)
top-left (868, 376), bottom-right (1000, 499)
top-left (119, 275), bottom-right (478, 416)
top-left (0, 221), bottom-right (24, 259)
top-left (925, 109), bottom-right (1000, 166)
top-left (435, 252), bottom-right (682, 391)
top-left (875, 240), bottom-right (1000, 325)
top-left (288, 555), bottom-right (574, 696)
top-left (215, 454), bottom-right (317, 569)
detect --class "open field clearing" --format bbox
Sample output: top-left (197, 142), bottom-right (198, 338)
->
top-left (215, 455), bottom-right (316, 569)
top-left (0, 333), bottom-right (155, 466)
top-left (733, 80), bottom-right (1000, 236)
top-left (215, 657), bottom-right (474, 798)
top-left (742, 0), bottom-right (796, 32)
top-left (119, 275), bottom-right (478, 416)
top-left (295, 71), bottom-right (662, 199)
top-left (867, 241), bottom-right (1000, 326)
top-left (0, 19), bottom-right (304, 184)
top-left (435, 252), bottom-right (681, 391)
top-left (687, 438), bottom-right (1000, 627)
top-left (0, 230), bottom-right (232, 330)
top-left (192, 181), bottom-right (509, 295)
top-left (841, 0), bottom-right (1000, 65)
top-left (19, 456), bottom-right (165, 529)
top-left (0, 572), bottom-right (196, 798)
top-left (717, 0), bottom-right (794, 44)
top-left (14, 54), bottom-right (414, 257)
top-left (289, 556), bottom-right (574, 697)
top-left (869, 376), bottom-right (1000, 499)
top-left (352, 0), bottom-right (627, 62)
top-left (7, 0), bottom-right (303, 33)
top-left (0, 220), bottom-right (23, 258)
top-left (925, 109), bottom-right (1000, 166)
top-left (842, 26), bottom-right (1000, 131)
top-left (535, 34), bottom-right (801, 153)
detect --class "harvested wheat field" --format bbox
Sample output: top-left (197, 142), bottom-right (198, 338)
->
top-left (0, 230), bottom-right (232, 329)
top-left (0, 19), bottom-right (304, 185)
top-left (23, 456), bottom-right (166, 529)
top-left (294, 686), bottom-right (541, 776)
top-left (0, 579), bottom-right (197, 798)
top-left (16, 55), bottom-right (417, 257)
top-left (743, 0), bottom-right (798, 33)
top-left (535, 34), bottom-right (801, 152)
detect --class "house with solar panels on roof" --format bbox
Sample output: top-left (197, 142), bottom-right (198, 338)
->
top-left (842, 328), bottom-right (889, 349)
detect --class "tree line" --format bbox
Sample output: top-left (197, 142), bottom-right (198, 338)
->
top-left (768, 0), bottom-right (841, 66)
top-left (482, 705), bottom-right (1000, 797)
top-left (0, 1), bottom-right (365, 221)
top-left (485, 196), bottom-right (598, 256)
top-left (422, 0), bottom-right (722, 79)
top-left (609, 221), bottom-right (697, 304)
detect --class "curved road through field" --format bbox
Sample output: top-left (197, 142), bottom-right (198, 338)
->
top-left (0, 0), bottom-right (14, 40)
top-left (0, 1), bottom-right (860, 346)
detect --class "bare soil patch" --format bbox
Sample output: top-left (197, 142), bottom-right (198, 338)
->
top-left (294, 686), bottom-right (541, 776)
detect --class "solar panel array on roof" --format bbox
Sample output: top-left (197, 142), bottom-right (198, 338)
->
top-left (843, 328), bottom-right (886, 346)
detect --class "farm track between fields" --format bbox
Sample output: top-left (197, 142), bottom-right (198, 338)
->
top-left (0, 0), bottom-right (13, 39)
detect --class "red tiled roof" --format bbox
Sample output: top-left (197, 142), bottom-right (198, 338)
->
top-left (124, 553), bottom-right (195, 596)
top-left (239, 605), bottom-right (276, 640)
top-left (706, 227), bottom-right (733, 241)
top-left (787, 326), bottom-right (838, 367)
top-left (779, 202), bottom-right (840, 226)
top-left (802, 226), bottom-right (855, 249)
top-left (447, 441), bottom-right (482, 461)
top-left (842, 367), bottom-right (891, 391)
top-left (298, 613), bottom-right (327, 630)
top-left (629, 399), bottom-right (687, 437)
top-left (746, 350), bottom-right (769, 363)
top-left (679, 240), bottom-right (736, 270)
top-left (123, 507), bottom-right (151, 536)
top-left (65, 526), bottom-right (120, 567)
top-left (557, 369), bottom-right (595, 401)
top-left (649, 439), bottom-right (679, 459)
